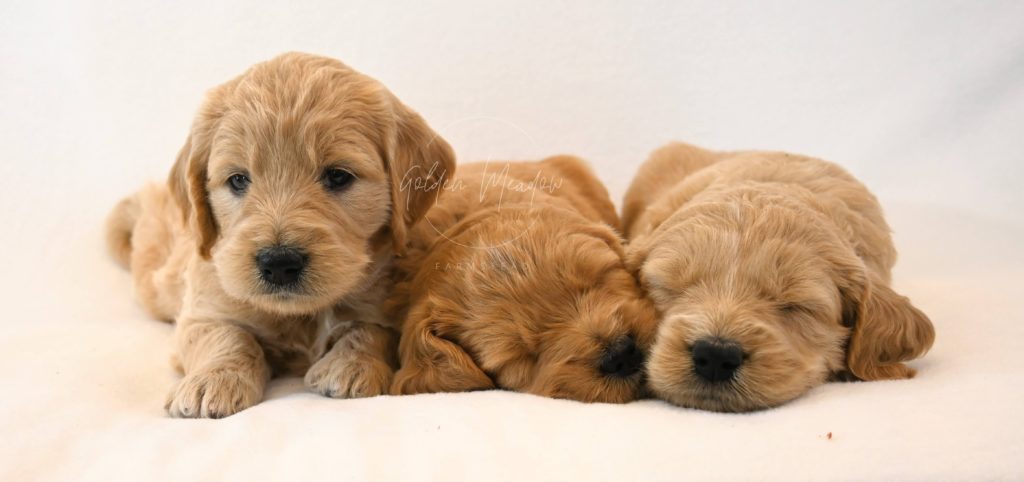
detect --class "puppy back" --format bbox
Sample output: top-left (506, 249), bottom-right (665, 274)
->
top-left (622, 142), bottom-right (724, 238)
top-left (633, 146), bottom-right (897, 276)
top-left (536, 155), bottom-right (620, 229)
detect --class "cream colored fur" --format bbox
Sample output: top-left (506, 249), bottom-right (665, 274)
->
top-left (624, 142), bottom-right (935, 412)
top-left (105, 52), bottom-right (454, 417)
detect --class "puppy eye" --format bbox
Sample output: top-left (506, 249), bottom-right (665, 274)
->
top-left (228, 173), bottom-right (251, 195)
top-left (780, 303), bottom-right (812, 316)
top-left (322, 167), bottom-right (356, 192)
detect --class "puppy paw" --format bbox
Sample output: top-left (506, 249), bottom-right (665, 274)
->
top-left (166, 368), bottom-right (264, 418)
top-left (304, 352), bottom-right (392, 399)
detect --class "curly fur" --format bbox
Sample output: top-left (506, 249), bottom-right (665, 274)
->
top-left (389, 157), bottom-right (658, 403)
top-left (105, 52), bottom-right (454, 418)
top-left (624, 142), bottom-right (935, 412)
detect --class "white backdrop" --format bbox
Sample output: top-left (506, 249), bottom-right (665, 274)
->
top-left (2, 1), bottom-right (1023, 480)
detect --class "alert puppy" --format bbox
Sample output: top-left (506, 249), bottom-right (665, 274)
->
top-left (623, 142), bottom-right (935, 412)
top-left (389, 157), bottom-right (658, 402)
top-left (105, 53), bottom-right (454, 418)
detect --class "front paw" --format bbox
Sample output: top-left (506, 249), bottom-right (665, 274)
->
top-left (166, 368), bottom-right (264, 418)
top-left (304, 352), bottom-right (393, 399)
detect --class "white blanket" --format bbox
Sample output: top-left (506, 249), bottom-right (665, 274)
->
top-left (2, 1), bottom-right (1022, 480)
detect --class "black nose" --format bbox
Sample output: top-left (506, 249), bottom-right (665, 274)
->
top-left (256, 246), bottom-right (307, 286)
top-left (692, 338), bottom-right (744, 383)
top-left (599, 336), bottom-right (644, 378)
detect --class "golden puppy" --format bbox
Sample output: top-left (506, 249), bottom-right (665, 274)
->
top-left (623, 142), bottom-right (935, 412)
top-left (105, 53), bottom-right (454, 418)
top-left (389, 157), bottom-right (658, 402)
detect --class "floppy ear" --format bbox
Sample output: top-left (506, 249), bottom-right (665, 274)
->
top-left (167, 79), bottom-right (243, 259)
top-left (838, 263), bottom-right (936, 381)
top-left (390, 313), bottom-right (495, 395)
top-left (167, 126), bottom-right (218, 259)
top-left (385, 99), bottom-right (456, 254)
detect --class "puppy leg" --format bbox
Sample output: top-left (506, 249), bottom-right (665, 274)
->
top-left (166, 320), bottom-right (269, 418)
top-left (305, 321), bottom-right (397, 398)
top-left (391, 321), bottom-right (495, 395)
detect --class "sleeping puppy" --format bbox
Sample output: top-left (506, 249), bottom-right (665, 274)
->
top-left (105, 53), bottom-right (454, 418)
top-left (389, 157), bottom-right (658, 402)
top-left (623, 142), bottom-right (935, 412)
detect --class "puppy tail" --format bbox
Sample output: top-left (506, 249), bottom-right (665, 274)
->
top-left (105, 194), bottom-right (141, 269)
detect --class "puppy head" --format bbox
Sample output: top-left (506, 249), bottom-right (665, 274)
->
top-left (415, 205), bottom-right (658, 402)
top-left (635, 189), bottom-right (933, 411)
top-left (168, 52), bottom-right (454, 315)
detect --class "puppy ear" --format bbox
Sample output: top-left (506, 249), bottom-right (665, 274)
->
top-left (838, 261), bottom-right (935, 381)
top-left (391, 314), bottom-right (494, 395)
top-left (167, 82), bottom-right (236, 260)
top-left (385, 99), bottom-right (455, 254)
top-left (167, 130), bottom-right (218, 259)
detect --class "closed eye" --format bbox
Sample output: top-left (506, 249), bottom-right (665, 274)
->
top-left (779, 302), bottom-right (815, 316)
